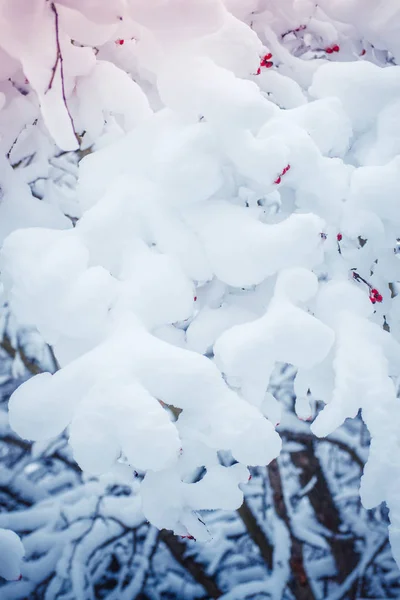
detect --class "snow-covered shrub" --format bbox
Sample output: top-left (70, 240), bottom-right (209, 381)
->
top-left (0, 357), bottom-right (399, 598)
top-left (1, 0), bottom-right (400, 593)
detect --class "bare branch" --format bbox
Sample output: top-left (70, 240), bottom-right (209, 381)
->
top-left (0, 332), bottom-right (43, 376)
top-left (47, 3), bottom-right (79, 145)
top-left (1, 433), bottom-right (82, 474)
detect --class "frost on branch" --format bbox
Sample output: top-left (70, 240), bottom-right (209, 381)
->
top-left (1, 0), bottom-right (400, 577)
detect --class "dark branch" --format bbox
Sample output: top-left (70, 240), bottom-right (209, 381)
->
top-left (289, 440), bottom-right (360, 587)
top-left (47, 3), bottom-right (79, 145)
top-left (160, 530), bottom-right (223, 599)
top-left (237, 498), bottom-right (273, 570)
top-left (0, 333), bottom-right (43, 376)
top-left (280, 429), bottom-right (365, 470)
top-left (268, 458), bottom-right (317, 600)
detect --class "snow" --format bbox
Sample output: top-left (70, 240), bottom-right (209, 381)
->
top-left (186, 205), bottom-right (326, 287)
top-left (0, 0), bottom-right (400, 571)
top-left (75, 60), bottom-right (152, 143)
top-left (0, 529), bottom-right (24, 581)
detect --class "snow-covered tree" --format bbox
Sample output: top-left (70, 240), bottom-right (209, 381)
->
top-left (1, 0), bottom-right (400, 596)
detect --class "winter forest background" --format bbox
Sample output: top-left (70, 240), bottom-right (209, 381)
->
top-left (1, 1), bottom-right (400, 599)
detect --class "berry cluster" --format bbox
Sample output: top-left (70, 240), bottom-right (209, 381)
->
top-left (369, 288), bottom-right (383, 304)
top-left (352, 272), bottom-right (383, 304)
top-left (325, 44), bottom-right (340, 54)
top-left (256, 52), bottom-right (273, 74)
top-left (274, 164), bottom-right (291, 184)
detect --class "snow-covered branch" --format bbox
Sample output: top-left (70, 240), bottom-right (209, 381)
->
top-left (0, 0), bottom-right (400, 596)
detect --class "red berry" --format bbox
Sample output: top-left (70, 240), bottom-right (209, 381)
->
top-left (194, 296), bottom-right (197, 301)
top-left (360, 49), bottom-right (366, 56)
top-left (332, 44), bottom-right (340, 52)
top-left (116, 39), bottom-right (124, 45)
top-left (258, 53), bottom-right (274, 72)
top-left (274, 176), bottom-right (282, 184)
top-left (369, 287), bottom-right (383, 304)
top-left (248, 474), bottom-right (252, 481)
top-left (260, 53), bottom-right (272, 66)
top-left (325, 47), bottom-right (333, 54)
top-left (337, 233), bottom-right (342, 241)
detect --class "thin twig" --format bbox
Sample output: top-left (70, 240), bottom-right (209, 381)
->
top-left (1, 333), bottom-right (42, 376)
top-left (48, 3), bottom-right (79, 145)
top-left (1, 434), bottom-right (81, 474)
top-left (1, 332), bottom-right (59, 376)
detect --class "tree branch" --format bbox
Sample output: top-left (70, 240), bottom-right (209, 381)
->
top-left (289, 438), bottom-right (360, 587)
top-left (268, 458), bottom-right (316, 600)
top-left (47, 3), bottom-right (79, 145)
top-left (160, 529), bottom-right (223, 599)
top-left (237, 498), bottom-right (273, 570)
top-left (1, 434), bottom-right (81, 475)
top-left (280, 429), bottom-right (365, 470)
top-left (325, 536), bottom-right (389, 600)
